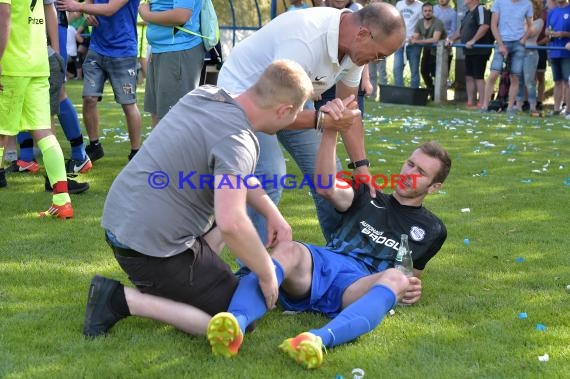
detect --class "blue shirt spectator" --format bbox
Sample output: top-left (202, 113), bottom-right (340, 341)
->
top-left (90, 0), bottom-right (140, 57)
top-left (547, 3), bottom-right (570, 58)
top-left (434, 0), bottom-right (457, 37)
top-left (491, 0), bottom-right (533, 42)
top-left (146, 0), bottom-right (203, 53)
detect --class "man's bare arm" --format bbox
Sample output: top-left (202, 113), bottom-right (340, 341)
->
top-left (44, 3), bottom-right (59, 53)
top-left (138, 3), bottom-right (191, 26)
top-left (315, 129), bottom-right (355, 212)
top-left (214, 175), bottom-right (278, 309)
top-left (57, 0), bottom-right (129, 17)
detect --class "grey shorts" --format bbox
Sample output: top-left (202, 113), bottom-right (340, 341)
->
top-left (110, 237), bottom-right (238, 316)
top-left (144, 45), bottom-right (205, 118)
top-left (49, 53), bottom-right (65, 115)
top-left (82, 50), bottom-right (138, 104)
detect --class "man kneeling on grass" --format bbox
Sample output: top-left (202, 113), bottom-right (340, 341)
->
top-left (82, 60), bottom-right (316, 338)
top-left (207, 139), bottom-right (452, 369)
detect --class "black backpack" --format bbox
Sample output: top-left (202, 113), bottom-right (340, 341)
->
top-left (488, 57), bottom-right (511, 112)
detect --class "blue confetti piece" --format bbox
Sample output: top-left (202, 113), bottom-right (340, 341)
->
top-left (564, 178), bottom-right (570, 186)
top-left (515, 257), bottom-right (524, 263)
top-left (518, 312), bottom-right (528, 319)
top-left (463, 238), bottom-right (470, 246)
top-left (536, 323), bottom-right (546, 331)
top-left (520, 179), bottom-right (532, 184)
top-left (336, 375), bottom-right (345, 379)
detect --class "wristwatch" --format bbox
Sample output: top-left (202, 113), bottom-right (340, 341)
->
top-left (348, 159), bottom-right (370, 170)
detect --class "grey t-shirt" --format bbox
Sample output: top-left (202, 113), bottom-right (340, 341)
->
top-left (102, 86), bottom-right (259, 257)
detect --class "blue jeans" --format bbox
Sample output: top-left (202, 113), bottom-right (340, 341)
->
top-left (489, 41), bottom-right (525, 75)
top-left (248, 103), bottom-right (342, 245)
top-left (392, 44), bottom-right (421, 88)
top-left (517, 49), bottom-right (539, 104)
top-left (369, 60), bottom-right (387, 98)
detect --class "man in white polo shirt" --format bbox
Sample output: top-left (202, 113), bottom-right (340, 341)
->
top-left (218, 2), bottom-right (406, 244)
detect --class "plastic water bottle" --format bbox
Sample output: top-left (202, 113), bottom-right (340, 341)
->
top-left (395, 234), bottom-right (413, 277)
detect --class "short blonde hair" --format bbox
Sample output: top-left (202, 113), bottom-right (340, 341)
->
top-left (250, 59), bottom-right (313, 110)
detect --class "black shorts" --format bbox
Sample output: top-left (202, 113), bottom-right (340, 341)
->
top-left (464, 54), bottom-right (490, 80)
top-left (537, 49), bottom-right (547, 71)
top-left (110, 237), bottom-right (238, 316)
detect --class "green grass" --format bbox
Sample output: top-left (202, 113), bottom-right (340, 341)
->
top-left (1, 81), bottom-right (569, 378)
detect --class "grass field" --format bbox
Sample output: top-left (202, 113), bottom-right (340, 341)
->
top-left (1, 80), bottom-right (569, 379)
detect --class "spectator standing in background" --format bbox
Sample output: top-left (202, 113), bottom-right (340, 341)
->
top-left (446, 0), bottom-right (492, 109)
top-left (411, 3), bottom-right (446, 99)
top-left (546, 0), bottom-right (570, 116)
top-left (516, 0), bottom-right (544, 116)
top-left (57, 0), bottom-right (143, 162)
top-left (394, 0), bottom-right (424, 88)
top-left (480, 0), bottom-right (533, 113)
top-left (434, 0), bottom-right (456, 76)
top-left (534, 0), bottom-right (550, 111)
top-left (138, 1), bottom-right (205, 127)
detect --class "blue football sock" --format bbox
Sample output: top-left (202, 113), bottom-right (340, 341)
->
top-left (58, 98), bottom-right (86, 161)
top-left (310, 284), bottom-right (396, 348)
top-left (17, 132), bottom-right (34, 162)
top-left (228, 259), bottom-right (285, 334)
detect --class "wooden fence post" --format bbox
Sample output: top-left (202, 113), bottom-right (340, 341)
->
top-left (434, 41), bottom-right (449, 103)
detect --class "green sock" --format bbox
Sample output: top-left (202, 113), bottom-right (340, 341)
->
top-left (37, 135), bottom-right (70, 205)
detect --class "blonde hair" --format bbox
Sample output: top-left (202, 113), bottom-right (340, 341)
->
top-left (250, 60), bottom-right (313, 110)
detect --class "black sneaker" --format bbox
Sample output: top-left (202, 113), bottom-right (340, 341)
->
top-left (6, 159), bottom-right (40, 173)
top-left (128, 149), bottom-right (138, 161)
top-left (536, 101), bottom-right (543, 111)
top-left (0, 169), bottom-right (6, 188)
top-left (521, 101), bottom-right (530, 112)
top-left (85, 143), bottom-right (104, 162)
top-left (65, 156), bottom-right (93, 175)
top-left (83, 275), bottom-right (127, 337)
top-left (44, 176), bottom-right (90, 194)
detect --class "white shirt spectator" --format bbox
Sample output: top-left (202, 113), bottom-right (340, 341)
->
top-left (396, 0), bottom-right (424, 39)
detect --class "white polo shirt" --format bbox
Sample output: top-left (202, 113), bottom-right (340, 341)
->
top-left (218, 7), bottom-right (363, 98)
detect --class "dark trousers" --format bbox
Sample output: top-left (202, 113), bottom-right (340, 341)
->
top-left (421, 48), bottom-right (436, 91)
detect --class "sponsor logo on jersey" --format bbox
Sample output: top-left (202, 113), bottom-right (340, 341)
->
top-left (360, 220), bottom-right (399, 251)
top-left (410, 226), bottom-right (425, 241)
top-left (29, 0), bottom-right (44, 25)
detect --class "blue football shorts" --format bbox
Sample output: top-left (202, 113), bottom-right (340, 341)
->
top-left (279, 243), bottom-right (376, 318)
